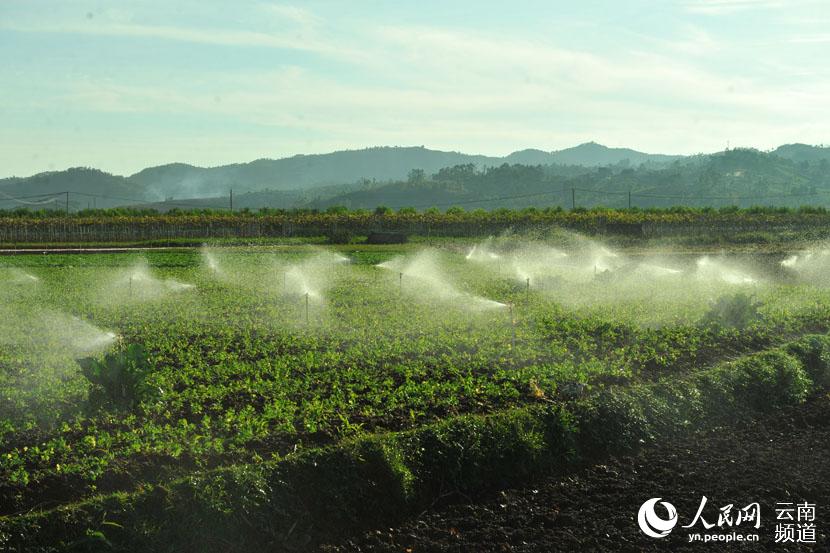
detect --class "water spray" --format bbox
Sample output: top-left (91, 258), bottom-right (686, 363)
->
top-left (379, 250), bottom-right (506, 311)
top-left (508, 302), bottom-right (517, 350)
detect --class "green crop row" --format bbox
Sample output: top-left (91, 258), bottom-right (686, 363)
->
top-left (2, 249), bottom-right (830, 516)
top-left (3, 333), bottom-right (828, 552)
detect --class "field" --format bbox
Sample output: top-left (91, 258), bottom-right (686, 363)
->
top-left (2, 234), bottom-right (830, 550)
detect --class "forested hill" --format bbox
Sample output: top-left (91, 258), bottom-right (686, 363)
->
top-left (315, 148), bottom-right (830, 210)
top-left (2, 144), bottom-right (830, 211)
top-left (0, 168), bottom-right (138, 211)
top-left (0, 143), bottom-right (680, 208)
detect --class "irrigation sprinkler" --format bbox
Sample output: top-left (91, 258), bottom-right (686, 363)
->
top-left (399, 272), bottom-right (403, 296)
top-left (305, 292), bottom-right (310, 325)
top-left (283, 271), bottom-right (287, 294)
top-left (508, 302), bottom-right (516, 350)
top-left (129, 276), bottom-right (133, 298)
top-left (526, 277), bottom-right (530, 299)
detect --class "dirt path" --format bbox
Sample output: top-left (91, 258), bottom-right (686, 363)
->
top-left (324, 395), bottom-right (830, 552)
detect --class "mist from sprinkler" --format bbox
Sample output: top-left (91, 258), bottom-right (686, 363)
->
top-left (280, 250), bottom-right (349, 301)
top-left (112, 260), bottom-right (196, 301)
top-left (780, 246), bottom-right (830, 284)
top-left (202, 248), bottom-right (222, 278)
top-left (695, 256), bottom-right (757, 286)
top-left (378, 249), bottom-right (506, 311)
top-left (0, 268), bottom-right (41, 286)
top-left (460, 236), bottom-right (770, 320)
top-left (465, 237), bottom-right (502, 262)
top-left (0, 310), bottom-right (119, 356)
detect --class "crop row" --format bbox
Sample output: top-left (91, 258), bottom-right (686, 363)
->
top-left (2, 250), bottom-right (829, 515)
top-left (3, 333), bottom-right (829, 551)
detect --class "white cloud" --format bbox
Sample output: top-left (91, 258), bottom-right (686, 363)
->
top-left (3, 1), bottom-right (830, 175)
top-left (33, 21), bottom-right (827, 159)
top-left (789, 34), bottom-right (830, 43)
top-left (1, 12), bottom-right (368, 64)
top-left (260, 3), bottom-right (322, 27)
top-left (683, 0), bottom-right (788, 15)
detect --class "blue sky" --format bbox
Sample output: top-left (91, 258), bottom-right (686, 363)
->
top-left (1, 0), bottom-right (829, 177)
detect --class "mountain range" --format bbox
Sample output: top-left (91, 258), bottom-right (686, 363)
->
top-left (1, 142), bottom-right (829, 211)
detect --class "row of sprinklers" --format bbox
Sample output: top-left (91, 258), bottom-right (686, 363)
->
top-left (6, 239), bottom-right (827, 356)
top-left (205, 249), bottom-right (350, 325)
top-left (0, 240), bottom-right (806, 368)
top-left (206, 248), bottom-right (527, 328)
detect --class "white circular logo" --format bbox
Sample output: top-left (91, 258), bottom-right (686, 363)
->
top-left (638, 498), bottom-right (678, 538)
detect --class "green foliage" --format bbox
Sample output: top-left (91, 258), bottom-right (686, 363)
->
top-left (8, 208), bottom-right (830, 248)
top-left (696, 350), bottom-right (811, 415)
top-left (702, 292), bottom-right (762, 329)
top-left (77, 344), bottom-right (155, 411)
top-left (573, 389), bottom-right (648, 457)
top-left (4, 247), bottom-right (830, 550)
top-left (325, 227), bottom-right (354, 244)
top-left (786, 334), bottom-right (830, 390)
top-left (4, 333), bottom-right (830, 551)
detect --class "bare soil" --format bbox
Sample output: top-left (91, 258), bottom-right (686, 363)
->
top-left (324, 395), bottom-right (830, 552)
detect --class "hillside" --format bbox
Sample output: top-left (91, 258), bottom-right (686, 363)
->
top-left (128, 147), bottom-right (501, 200)
top-left (4, 144), bottom-right (830, 212)
top-left (2, 143), bottom-right (678, 207)
top-left (773, 143), bottom-right (830, 164)
top-left (316, 148), bottom-right (830, 210)
top-left (506, 142), bottom-right (682, 167)
top-left (0, 168), bottom-right (148, 210)
top-left (128, 144), bottom-right (680, 200)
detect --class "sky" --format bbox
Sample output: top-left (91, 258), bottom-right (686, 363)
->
top-left (1, 0), bottom-right (829, 177)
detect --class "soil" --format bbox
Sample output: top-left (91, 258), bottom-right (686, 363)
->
top-left (323, 394), bottom-right (830, 552)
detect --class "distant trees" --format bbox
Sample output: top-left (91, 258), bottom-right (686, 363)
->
top-left (407, 169), bottom-right (425, 184)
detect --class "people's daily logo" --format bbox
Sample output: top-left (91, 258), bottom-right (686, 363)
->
top-left (637, 498), bottom-right (678, 538)
top-left (637, 496), bottom-right (817, 544)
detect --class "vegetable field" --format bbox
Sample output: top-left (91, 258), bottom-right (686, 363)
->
top-left (2, 238), bottom-right (830, 550)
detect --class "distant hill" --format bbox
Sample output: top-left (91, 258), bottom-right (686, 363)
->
top-left (128, 147), bottom-right (501, 200)
top-left (2, 144), bottom-right (680, 207)
top-left (773, 143), bottom-right (830, 164)
top-left (4, 143), bottom-right (830, 212)
top-left (0, 168), bottom-right (145, 210)
top-left (127, 143), bottom-right (678, 201)
top-left (506, 142), bottom-right (682, 167)
top-left (316, 148), bottom-right (830, 210)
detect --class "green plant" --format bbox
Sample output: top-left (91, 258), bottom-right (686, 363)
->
top-left (325, 227), bottom-right (354, 244)
top-left (77, 344), bottom-right (155, 411)
top-left (786, 334), bottom-right (830, 390)
top-left (702, 292), bottom-right (762, 329)
top-left (697, 350), bottom-right (811, 415)
top-left (573, 388), bottom-right (649, 458)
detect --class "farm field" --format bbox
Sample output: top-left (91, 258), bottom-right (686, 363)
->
top-left (2, 235), bottom-right (830, 550)
top-left (325, 394), bottom-right (830, 552)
